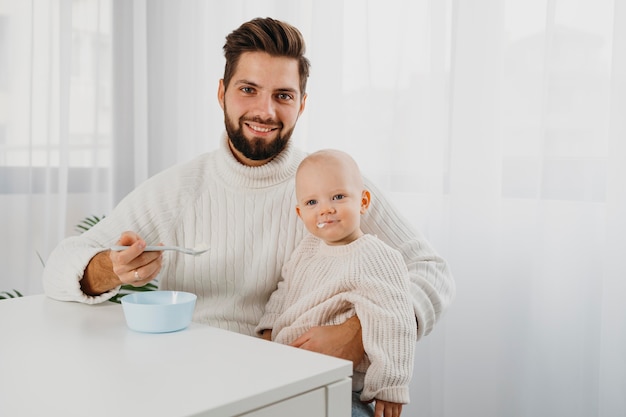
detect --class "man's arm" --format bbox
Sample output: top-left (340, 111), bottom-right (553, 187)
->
top-left (80, 251), bottom-right (120, 296)
top-left (361, 177), bottom-right (456, 339)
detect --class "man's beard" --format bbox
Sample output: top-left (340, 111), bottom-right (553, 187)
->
top-left (224, 113), bottom-right (294, 161)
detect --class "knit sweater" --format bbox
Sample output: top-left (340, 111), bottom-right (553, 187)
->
top-left (256, 234), bottom-right (416, 404)
top-left (43, 134), bottom-right (455, 338)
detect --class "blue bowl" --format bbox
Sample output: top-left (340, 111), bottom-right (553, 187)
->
top-left (121, 291), bottom-right (197, 333)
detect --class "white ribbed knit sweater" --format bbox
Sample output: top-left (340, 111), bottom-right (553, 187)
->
top-left (256, 234), bottom-right (416, 404)
top-left (43, 134), bottom-right (455, 338)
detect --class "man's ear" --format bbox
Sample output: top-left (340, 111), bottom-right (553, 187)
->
top-left (298, 93), bottom-right (308, 117)
top-left (360, 190), bottom-right (371, 214)
top-left (217, 79), bottom-right (225, 110)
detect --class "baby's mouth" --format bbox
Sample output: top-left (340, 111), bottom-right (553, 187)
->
top-left (318, 219), bottom-right (336, 228)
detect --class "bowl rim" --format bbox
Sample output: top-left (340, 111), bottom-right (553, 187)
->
top-left (120, 290), bottom-right (197, 306)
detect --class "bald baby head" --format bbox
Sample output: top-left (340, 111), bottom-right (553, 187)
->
top-left (296, 149), bottom-right (364, 199)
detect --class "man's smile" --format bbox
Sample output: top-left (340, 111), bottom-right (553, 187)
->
top-left (246, 123), bottom-right (278, 134)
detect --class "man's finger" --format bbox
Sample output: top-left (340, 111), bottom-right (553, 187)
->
top-left (289, 333), bottom-right (310, 348)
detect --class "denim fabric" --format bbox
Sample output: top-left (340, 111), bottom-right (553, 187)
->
top-left (352, 391), bottom-right (374, 417)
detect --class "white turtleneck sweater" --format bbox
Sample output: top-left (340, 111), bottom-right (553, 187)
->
top-left (256, 234), bottom-right (416, 404)
top-left (43, 134), bottom-right (455, 338)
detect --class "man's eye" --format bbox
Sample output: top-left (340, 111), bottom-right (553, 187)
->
top-left (277, 93), bottom-right (293, 101)
top-left (241, 87), bottom-right (254, 94)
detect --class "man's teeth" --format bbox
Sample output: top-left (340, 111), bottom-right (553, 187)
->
top-left (317, 223), bottom-right (326, 229)
top-left (250, 125), bottom-right (273, 133)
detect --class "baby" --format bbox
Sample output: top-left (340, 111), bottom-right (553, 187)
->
top-left (256, 149), bottom-right (416, 417)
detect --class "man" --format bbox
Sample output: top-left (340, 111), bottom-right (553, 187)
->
top-left (43, 17), bottom-right (455, 416)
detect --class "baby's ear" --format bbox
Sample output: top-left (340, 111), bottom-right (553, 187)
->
top-left (360, 190), bottom-right (371, 214)
top-left (295, 205), bottom-right (302, 218)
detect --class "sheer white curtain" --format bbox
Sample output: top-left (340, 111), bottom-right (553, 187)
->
top-left (0, 0), bottom-right (113, 294)
top-left (140, 1), bottom-right (626, 416)
top-left (2, 0), bottom-right (625, 415)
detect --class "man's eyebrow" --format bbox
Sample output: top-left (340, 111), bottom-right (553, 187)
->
top-left (234, 79), bottom-right (259, 87)
top-left (234, 79), bottom-right (298, 94)
top-left (276, 87), bottom-right (299, 94)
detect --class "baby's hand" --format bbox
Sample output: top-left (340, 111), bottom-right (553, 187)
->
top-left (374, 399), bottom-right (403, 417)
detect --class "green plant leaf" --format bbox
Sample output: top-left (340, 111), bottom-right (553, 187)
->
top-left (0, 289), bottom-right (23, 300)
top-left (36, 251), bottom-right (46, 267)
top-left (75, 215), bottom-right (106, 234)
top-left (108, 282), bottom-right (159, 304)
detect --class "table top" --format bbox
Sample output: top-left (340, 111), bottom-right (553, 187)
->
top-left (0, 295), bottom-right (352, 417)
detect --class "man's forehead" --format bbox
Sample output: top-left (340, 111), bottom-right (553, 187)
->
top-left (231, 52), bottom-right (301, 92)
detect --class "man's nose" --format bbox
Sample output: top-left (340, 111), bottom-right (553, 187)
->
top-left (253, 93), bottom-right (276, 119)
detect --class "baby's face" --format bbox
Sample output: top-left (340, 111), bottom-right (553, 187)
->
top-left (295, 154), bottom-right (369, 245)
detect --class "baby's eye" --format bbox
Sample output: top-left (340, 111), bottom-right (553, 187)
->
top-left (305, 199), bottom-right (317, 206)
top-left (332, 194), bottom-right (345, 201)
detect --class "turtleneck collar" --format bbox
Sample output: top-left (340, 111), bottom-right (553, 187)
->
top-left (214, 132), bottom-right (305, 189)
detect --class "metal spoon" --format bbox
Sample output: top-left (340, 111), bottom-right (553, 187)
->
top-left (109, 244), bottom-right (209, 256)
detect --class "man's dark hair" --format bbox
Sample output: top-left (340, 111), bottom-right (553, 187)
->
top-left (223, 17), bottom-right (310, 96)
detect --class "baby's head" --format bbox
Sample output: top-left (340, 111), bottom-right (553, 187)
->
top-left (295, 149), bottom-right (370, 245)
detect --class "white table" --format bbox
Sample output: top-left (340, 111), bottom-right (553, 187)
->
top-left (0, 295), bottom-right (352, 417)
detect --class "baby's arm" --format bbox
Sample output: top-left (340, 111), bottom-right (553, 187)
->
top-left (353, 241), bottom-right (417, 405)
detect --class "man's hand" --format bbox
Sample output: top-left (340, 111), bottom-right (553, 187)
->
top-left (289, 315), bottom-right (364, 366)
top-left (80, 231), bottom-right (162, 296)
top-left (109, 231), bottom-right (162, 286)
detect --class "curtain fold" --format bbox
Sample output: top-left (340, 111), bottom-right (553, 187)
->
top-left (2, 0), bottom-right (624, 415)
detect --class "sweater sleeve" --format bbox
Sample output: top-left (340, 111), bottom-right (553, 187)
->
top-left (255, 273), bottom-right (287, 336)
top-left (255, 236), bottom-right (310, 336)
top-left (42, 158), bottom-right (203, 303)
top-left (351, 242), bottom-right (417, 404)
top-left (42, 237), bottom-right (120, 303)
top-left (361, 177), bottom-right (455, 339)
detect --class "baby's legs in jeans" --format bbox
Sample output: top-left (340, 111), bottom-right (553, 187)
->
top-left (352, 391), bottom-right (374, 417)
